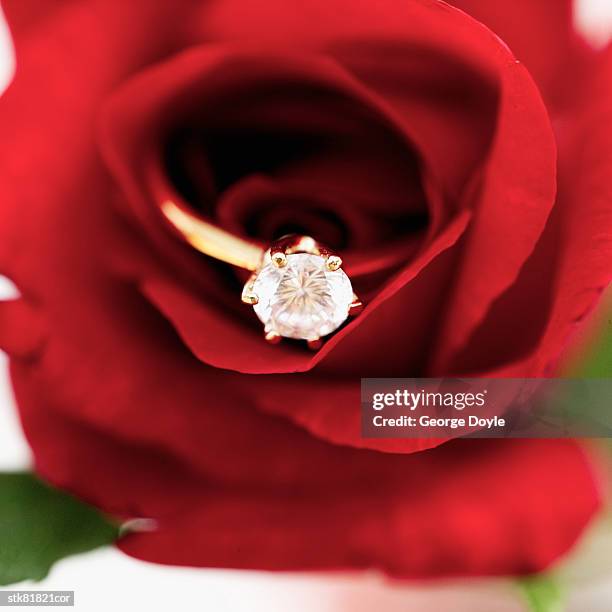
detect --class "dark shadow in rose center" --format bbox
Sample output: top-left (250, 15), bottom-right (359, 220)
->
top-left (162, 79), bottom-right (431, 257)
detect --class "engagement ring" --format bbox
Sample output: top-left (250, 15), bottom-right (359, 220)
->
top-left (161, 201), bottom-right (363, 349)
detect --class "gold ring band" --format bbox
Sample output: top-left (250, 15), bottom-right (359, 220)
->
top-left (161, 200), bottom-right (265, 271)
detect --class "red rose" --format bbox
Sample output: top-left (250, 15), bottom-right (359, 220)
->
top-left (0, 0), bottom-right (609, 576)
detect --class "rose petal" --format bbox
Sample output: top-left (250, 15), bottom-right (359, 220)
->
top-left (448, 0), bottom-right (593, 107)
top-left (532, 44), bottom-right (612, 372)
top-left (430, 60), bottom-right (557, 373)
top-left (142, 210), bottom-right (469, 376)
top-left (437, 45), bottom-right (612, 376)
top-left (99, 46), bottom-right (435, 282)
top-left (0, 298), bottom-right (46, 359)
top-left (11, 355), bottom-right (600, 576)
top-left (99, 6), bottom-right (554, 376)
top-left (119, 435), bottom-right (599, 577)
top-left (1, 1), bottom-right (67, 40)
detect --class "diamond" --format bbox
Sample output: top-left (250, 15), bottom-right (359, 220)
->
top-left (251, 253), bottom-right (354, 340)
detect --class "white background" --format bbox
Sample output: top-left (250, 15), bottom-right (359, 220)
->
top-left (0, 2), bottom-right (611, 610)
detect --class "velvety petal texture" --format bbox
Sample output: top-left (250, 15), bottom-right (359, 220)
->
top-left (11, 359), bottom-right (601, 577)
top-left (0, 0), bottom-right (608, 578)
top-left (448, 0), bottom-right (593, 107)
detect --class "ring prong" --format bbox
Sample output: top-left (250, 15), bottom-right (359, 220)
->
top-left (289, 235), bottom-right (317, 254)
top-left (326, 255), bottom-right (342, 271)
top-left (241, 291), bottom-right (259, 305)
top-left (271, 251), bottom-right (287, 268)
top-left (265, 331), bottom-right (282, 344)
top-left (349, 294), bottom-right (363, 316)
top-left (307, 338), bottom-right (322, 350)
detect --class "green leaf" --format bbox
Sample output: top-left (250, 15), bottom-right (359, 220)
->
top-left (572, 319), bottom-right (612, 377)
top-left (564, 293), bottom-right (612, 454)
top-left (0, 472), bottom-right (120, 585)
top-left (566, 293), bottom-right (612, 377)
top-left (518, 575), bottom-right (565, 612)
